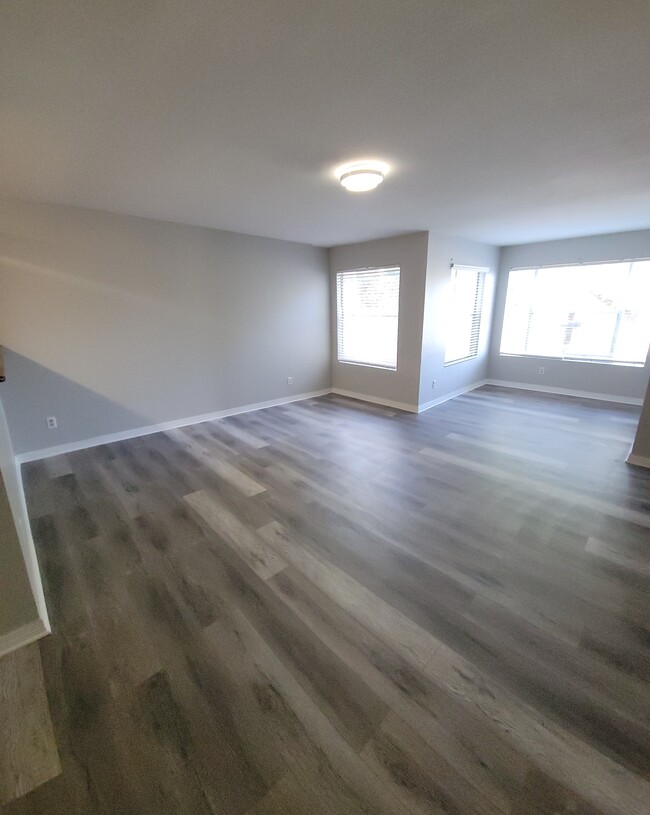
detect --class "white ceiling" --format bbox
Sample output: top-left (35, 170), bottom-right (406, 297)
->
top-left (2, 0), bottom-right (650, 248)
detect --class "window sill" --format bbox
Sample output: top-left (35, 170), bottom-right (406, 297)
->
top-left (444, 355), bottom-right (478, 367)
top-left (498, 353), bottom-right (645, 369)
top-left (336, 360), bottom-right (397, 372)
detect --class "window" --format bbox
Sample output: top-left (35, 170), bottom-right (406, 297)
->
top-left (336, 266), bottom-right (400, 369)
top-left (444, 265), bottom-right (487, 365)
top-left (500, 260), bottom-right (650, 366)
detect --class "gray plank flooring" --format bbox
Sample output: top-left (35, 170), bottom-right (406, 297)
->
top-left (3, 386), bottom-right (650, 814)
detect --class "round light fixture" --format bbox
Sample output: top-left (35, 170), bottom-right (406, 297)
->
top-left (336, 160), bottom-right (389, 192)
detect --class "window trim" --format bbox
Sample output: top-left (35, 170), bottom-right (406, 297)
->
top-left (498, 352), bottom-right (643, 368)
top-left (336, 265), bottom-right (401, 371)
top-left (508, 256), bottom-right (650, 272)
top-left (498, 259), bottom-right (650, 368)
top-left (444, 264), bottom-right (488, 367)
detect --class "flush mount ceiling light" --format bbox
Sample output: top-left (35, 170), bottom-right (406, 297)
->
top-left (336, 160), bottom-right (389, 192)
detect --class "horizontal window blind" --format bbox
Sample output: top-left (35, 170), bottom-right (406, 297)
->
top-left (445, 265), bottom-right (487, 365)
top-left (499, 261), bottom-right (650, 365)
top-left (336, 267), bottom-right (400, 370)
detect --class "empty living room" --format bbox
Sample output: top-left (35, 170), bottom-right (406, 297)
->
top-left (1, 2), bottom-right (650, 813)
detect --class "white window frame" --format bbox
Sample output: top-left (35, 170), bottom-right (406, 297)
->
top-left (444, 264), bottom-right (487, 366)
top-left (336, 266), bottom-right (401, 371)
top-left (498, 259), bottom-right (650, 367)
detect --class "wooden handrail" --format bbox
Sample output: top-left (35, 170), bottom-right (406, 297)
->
top-left (0, 346), bottom-right (5, 383)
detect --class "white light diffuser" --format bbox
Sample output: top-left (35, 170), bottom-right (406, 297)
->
top-left (336, 160), bottom-right (389, 192)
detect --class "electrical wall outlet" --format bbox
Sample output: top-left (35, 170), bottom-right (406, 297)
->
top-left (46, 416), bottom-right (58, 429)
top-left (538, 367), bottom-right (545, 375)
top-left (432, 379), bottom-right (437, 389)
top-left (287, 376), bottom-right (293, 385)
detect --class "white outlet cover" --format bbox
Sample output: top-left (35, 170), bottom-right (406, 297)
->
top-left (46, 416), bottom-right (57, 428)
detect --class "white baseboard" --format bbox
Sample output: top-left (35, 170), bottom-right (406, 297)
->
top-left (11, 459), bottom-right (51, 632)
top-left (330, 388), bottom-right (418, 413)
top-left (626, 450), bottom-right (650, 469)
top-left (17, 380), bottom-right (640, 466)
top-left (418, 380), bottom-right (488, 413)
top-left (16, 388), bottom-right (332, 463)
top-left (484, 379), bottom-right (643, 406)
top-left (0, 618), bottom-right (49, 659)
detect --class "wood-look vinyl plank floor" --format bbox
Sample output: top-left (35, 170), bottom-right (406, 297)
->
top-left (2, 387), bottom-right (649, 814)
top-left (0, 644), bottom-right (60, 806)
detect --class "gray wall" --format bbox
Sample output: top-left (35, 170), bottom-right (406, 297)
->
top-left (329, 232), bottom-right (429, 410)
top-left (0, 201), bottom-right (331, 455)
top-left (419, 235), bottom-right (498, 407)
top-left (488, 229), bottom-right (650, 400)
top-left (0, 394), bottom-right (39, 639)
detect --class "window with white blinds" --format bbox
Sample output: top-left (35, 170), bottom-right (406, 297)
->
top-left (499, 261), bottom-right (650, 365)
top-left (444, 265), bottom-right (487, 365)
top-left (336, 266), bottom-right (400, 369)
